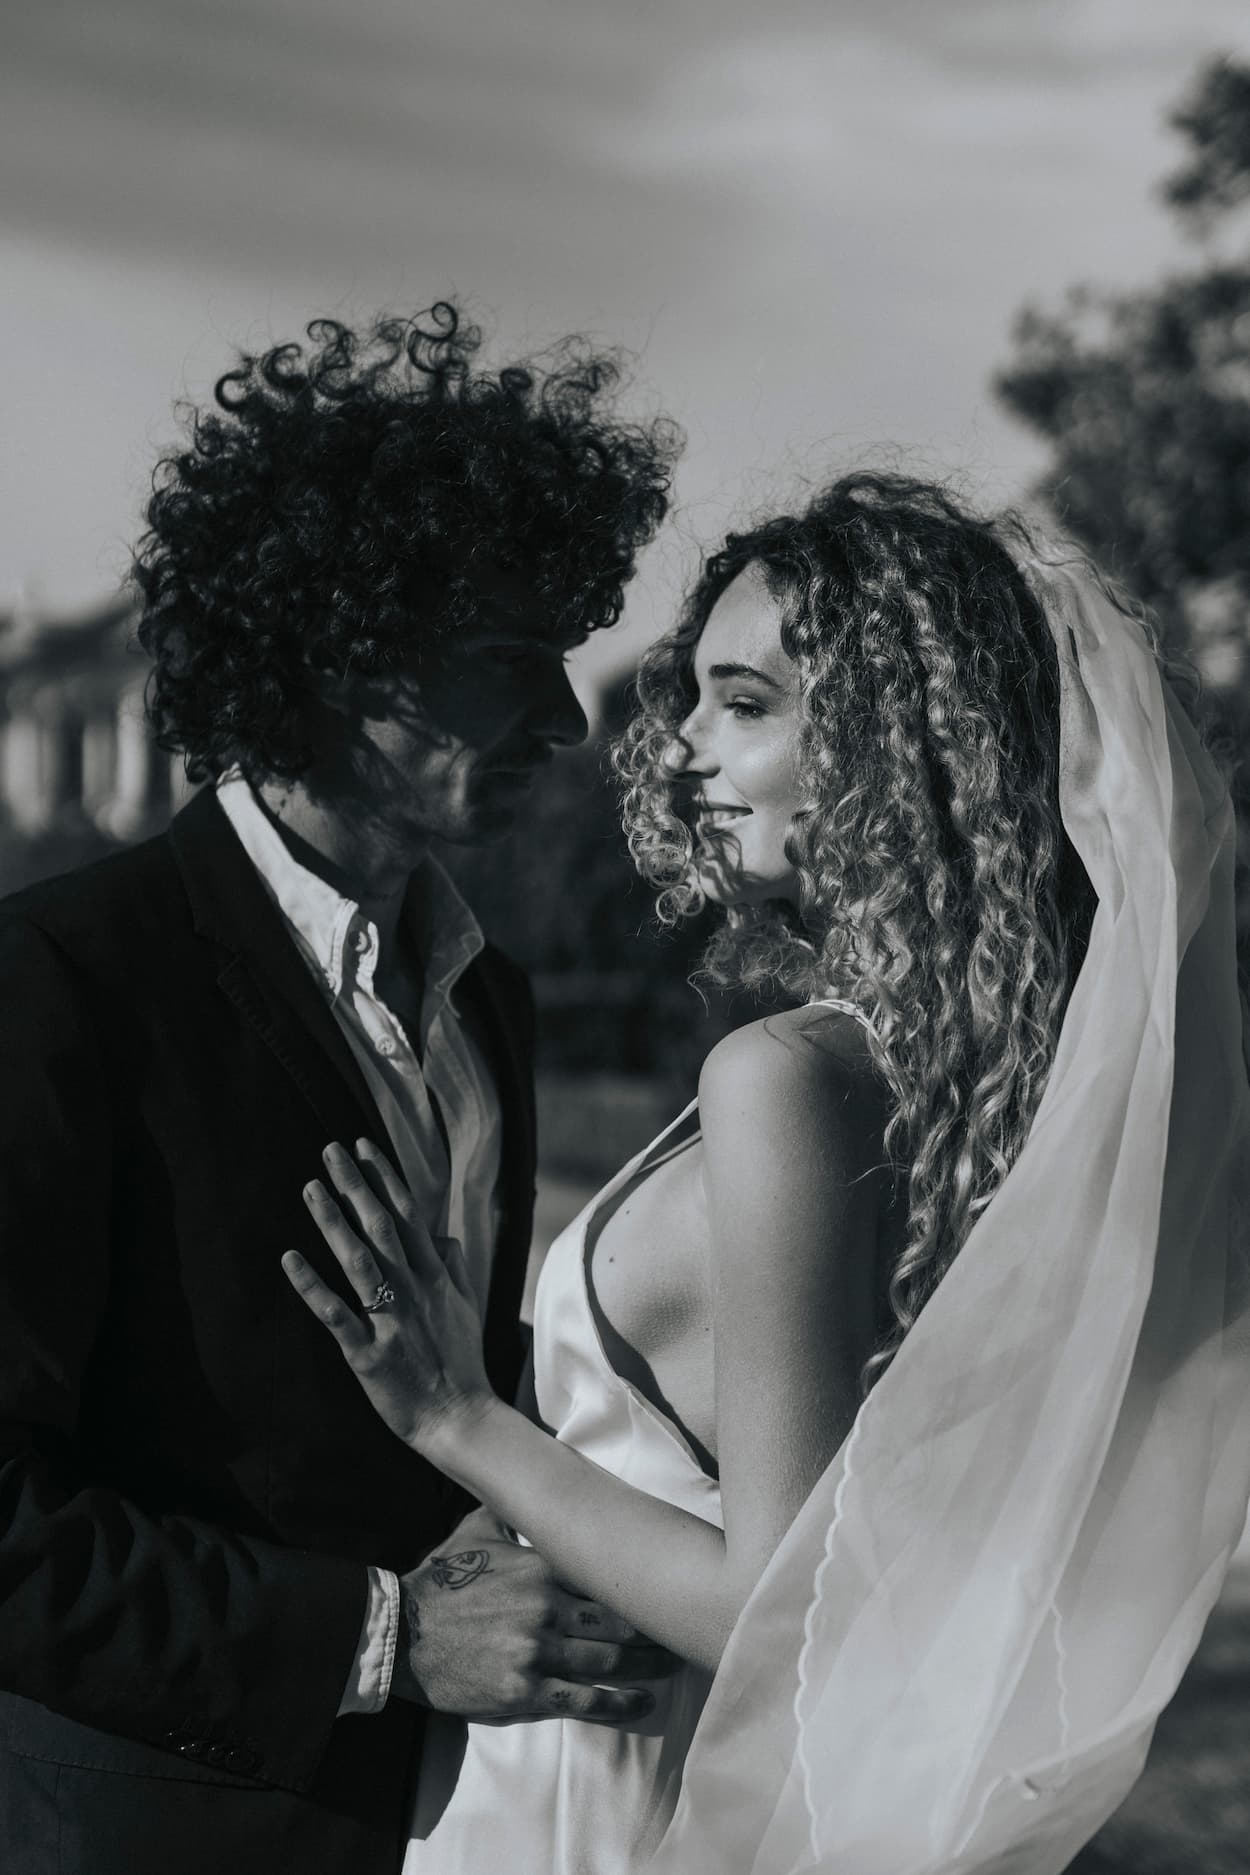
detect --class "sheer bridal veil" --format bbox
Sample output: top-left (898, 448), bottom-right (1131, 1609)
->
top-left (648, 554), bottom-right (1250, 1874)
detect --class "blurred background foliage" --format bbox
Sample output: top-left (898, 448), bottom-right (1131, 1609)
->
top-left (996, 56), bottom-right (1250, 950)
top-left (997, 56), bottom-right (1250, 638)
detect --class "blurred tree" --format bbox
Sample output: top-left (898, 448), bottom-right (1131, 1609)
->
top-left (1163, 56), bottom-right (1250, 224)
top-left (996, 56), bottom-right (1250, 694)
top-left (997, 55), bottom-right (1250, 947)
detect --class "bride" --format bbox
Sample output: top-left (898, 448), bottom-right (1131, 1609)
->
top-left (284, 472), bottom-right (1250, 1875)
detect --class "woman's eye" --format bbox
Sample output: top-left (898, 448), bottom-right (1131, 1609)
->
top-left (728, 696), bottom-right (766, 719)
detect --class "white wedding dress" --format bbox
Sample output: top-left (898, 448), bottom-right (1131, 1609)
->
top-left (406, 553), bottom-right (1250, 1875)
top-left (404, 1102), bottom-right (722, 1875)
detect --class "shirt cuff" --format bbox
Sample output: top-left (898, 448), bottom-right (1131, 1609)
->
top-left (337, 1566), bottom-right (401, 1716)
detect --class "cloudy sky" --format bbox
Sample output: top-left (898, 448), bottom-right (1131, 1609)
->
top-left (3, 0), bottom-right (1248, 695)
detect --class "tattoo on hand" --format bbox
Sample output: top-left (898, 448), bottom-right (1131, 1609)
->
top-left (549, 1689), bottom-right (571, 1708)
top-left (430, 1548), bottom-right (493, 1590)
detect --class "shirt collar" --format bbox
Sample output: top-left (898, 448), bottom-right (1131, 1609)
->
top-left (215, 770), bottom-right (484, 1008)
top-left (403, 853), bottom-right (485, 1015)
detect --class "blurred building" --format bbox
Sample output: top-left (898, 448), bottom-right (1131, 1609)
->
top-left (0, 595), bottom-right (193, 843)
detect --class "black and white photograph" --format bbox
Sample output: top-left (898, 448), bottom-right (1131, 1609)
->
top-left (1, 4), bottom-right (1249, 1872)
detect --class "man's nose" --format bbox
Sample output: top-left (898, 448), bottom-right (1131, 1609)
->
top-left (540, 664), bottom-right (589, 749)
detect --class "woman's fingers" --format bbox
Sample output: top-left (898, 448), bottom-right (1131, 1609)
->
top-left (432, 1232), bottom-right (476, 1304)
top-left (553, 1593), bottom-right (655, 1648)
top-left (536, 1680), bottom-right (656, 1725)
top-left (546, 1638), bottom-right (675, 1685)
top-left (301, 1174), bottom-right (390, 1309)
top-left (351, 1138), bottom-right (473, 1294)
top-left (290, 1142), bottom-right (494, 1452)
top-left (354, 1138), bottom-right (417, 1227)
top-left (333, 1138), bottom-right (449, 1276)
top-left (313, 1138), bottom-right (473, 1322)
top-left (322, 1142), bottom-right (404, 1253)
top-left (281, 1249), bottom-right (369, 1355)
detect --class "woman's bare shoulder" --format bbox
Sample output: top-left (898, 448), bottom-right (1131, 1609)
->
top-left (699, 1004), bottom-right (880, 1100)
top-left (695, 1006), bottom-right (891, 1342)
top-left (697, 1005), bottom-right (887, 1171)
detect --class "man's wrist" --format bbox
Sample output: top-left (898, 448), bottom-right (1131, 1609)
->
top-left (389, 1570), bottom-right (424, 1706)
top-left (336, 1565), bottom-right (400, 1715)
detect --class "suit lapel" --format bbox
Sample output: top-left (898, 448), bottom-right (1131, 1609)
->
top-left (171, 788), bottom-right (537, 1398)
top-left (168, 789), bottom-right (389, 1151)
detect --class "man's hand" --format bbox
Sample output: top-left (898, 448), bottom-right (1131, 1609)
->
top-left (391, 1510), bottom-right (678, 1724)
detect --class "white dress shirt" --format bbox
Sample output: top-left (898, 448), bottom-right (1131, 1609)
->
top-left (216, 771), bottom-right (505, 1713)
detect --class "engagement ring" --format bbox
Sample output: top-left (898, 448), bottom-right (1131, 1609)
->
top-left (362, 1281), bottom-right (396, 1314)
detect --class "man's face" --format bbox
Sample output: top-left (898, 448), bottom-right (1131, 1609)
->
top-left (329, 577), bottom-right (590, 853)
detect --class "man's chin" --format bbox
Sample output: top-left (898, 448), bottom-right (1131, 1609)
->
top-left (437, 797), bottom-right (526, 846)
top-left (460, 768), bottom-right (548, 837)
top-left (436, 817), bottom-right (516, 849)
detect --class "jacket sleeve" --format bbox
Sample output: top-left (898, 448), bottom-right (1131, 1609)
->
top-left (0, 914), bottom-right (369, 1792)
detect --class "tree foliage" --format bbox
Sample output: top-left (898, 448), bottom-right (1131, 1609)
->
top-left (1163, 57), bottom-right (1250, 225)
top-left (996, 57), bottom-right (1250, 692)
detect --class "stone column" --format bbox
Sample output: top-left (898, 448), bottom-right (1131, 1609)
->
top-left (0, 706), bottom-right (47, 833)
top-left (110, 686), bottom-right (151, 837)
top-left (82, 711), bottom-right (119, 825)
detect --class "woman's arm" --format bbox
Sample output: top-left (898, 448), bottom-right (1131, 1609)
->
top-left (286, 1014), bottom-right (884, 1672)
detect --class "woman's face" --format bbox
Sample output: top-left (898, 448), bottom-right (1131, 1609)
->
top-left (665, 563), bottom-right (806, 907)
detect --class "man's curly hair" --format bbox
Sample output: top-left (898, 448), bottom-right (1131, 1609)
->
top-left (616, 472), bottom-right (1137, 1387)
top-left (133, 303), bottom-right (679, 783)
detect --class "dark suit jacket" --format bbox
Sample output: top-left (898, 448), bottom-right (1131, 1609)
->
top-left (0, 788), bottom-right (536, 1875)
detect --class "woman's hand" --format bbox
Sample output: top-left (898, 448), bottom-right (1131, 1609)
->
top-left (282, 1138), bottom-right (494, 1454)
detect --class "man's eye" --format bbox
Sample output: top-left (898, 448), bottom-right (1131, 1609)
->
top-left (488, 644), bottom-right (533, 666)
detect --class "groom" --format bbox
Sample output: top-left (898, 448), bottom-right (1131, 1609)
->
top-left (0, 307), bottom-right (678, 1874)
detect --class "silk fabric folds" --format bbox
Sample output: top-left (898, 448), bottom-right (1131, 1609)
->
top-left (647, 557), bottom-right (1250, 1875)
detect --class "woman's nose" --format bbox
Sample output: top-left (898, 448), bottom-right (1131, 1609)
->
top-left (662, 710), bottom-right (711, 778)
top-left (661, 733), bottom-right (691, 776)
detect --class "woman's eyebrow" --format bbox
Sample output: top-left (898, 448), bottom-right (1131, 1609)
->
top-left (705, 660), bottom-right (785, 690)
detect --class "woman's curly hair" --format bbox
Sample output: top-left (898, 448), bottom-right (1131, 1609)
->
top-left (616, 471), bottom-right (1162, 1387)
top-left (133, 303), bottom-right (679, 782)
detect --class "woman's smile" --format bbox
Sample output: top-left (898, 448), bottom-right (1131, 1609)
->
top-left (667, 564), bottom-right (805, 907)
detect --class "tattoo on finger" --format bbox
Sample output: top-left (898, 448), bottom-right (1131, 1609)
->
top-left (577, 1611), bottom-right (599, 1628)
